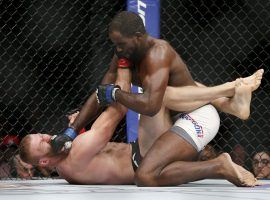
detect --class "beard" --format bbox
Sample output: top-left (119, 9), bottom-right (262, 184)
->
top-left (115, 49), bottom-right (125, 59)
top-left (46, 141), bottom-right (66, 157)
top-left (46, 146), bottom-right (58, 157)
top-left (114, 48), bottom-right (138, 62)
top-left (48, 141), bottom-right (71, 157)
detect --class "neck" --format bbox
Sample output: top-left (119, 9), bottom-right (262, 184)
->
top-left (49, 153), bottom-right (68, 167)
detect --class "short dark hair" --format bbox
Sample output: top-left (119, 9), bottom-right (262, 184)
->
top-left (109, 11), bottom-right (146, 37)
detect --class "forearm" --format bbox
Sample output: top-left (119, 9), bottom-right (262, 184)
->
top-left (91, 68), bottom-right (131, 132)
top-left (51, 63), bottom-right (118, 153)
top-left (97, 58), bottom-right (168, 116)
top-left (70, 93), bottom-right (102, 133)
top-left (71, 66), bottom-right (117, 132)
top-left (110, 68), bottom-right (132, 115)
top-left (115, 90), bottom-right (159, 116)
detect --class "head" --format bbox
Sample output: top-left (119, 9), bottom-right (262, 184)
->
top-left (252, 151), bottom-right (270, 179)
top-left (109, 11), bottom-right (147, 61)
top-left (19, 133), bottom-right (56, 167)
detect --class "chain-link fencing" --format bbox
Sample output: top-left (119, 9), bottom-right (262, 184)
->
top-left (161, 0), bottom-right (269, 173)
top-left (0, 0), bottom-right (126, 179)
top-left (0, 0), bottom-right (269, 179)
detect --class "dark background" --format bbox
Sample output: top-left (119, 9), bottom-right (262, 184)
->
top-left (0, 0), bottom-right (269, 177)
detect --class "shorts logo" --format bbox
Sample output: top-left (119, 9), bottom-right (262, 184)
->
top-left (179, 114), bottom-right (204, 138)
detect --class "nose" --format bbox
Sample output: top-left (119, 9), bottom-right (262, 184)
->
top-left (257, 162), bottom-right (263, 167)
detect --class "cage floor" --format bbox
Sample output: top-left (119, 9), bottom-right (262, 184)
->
top-left (0, 179), bottom-right (269, 200)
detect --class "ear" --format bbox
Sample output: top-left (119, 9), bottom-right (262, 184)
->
top-left (38, 158), bottom-right (50, 167)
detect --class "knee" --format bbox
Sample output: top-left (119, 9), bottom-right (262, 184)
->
top-left (134, 169), bottom-right (157, 187)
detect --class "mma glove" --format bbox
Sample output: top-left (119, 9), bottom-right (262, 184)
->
top-left (50, 127), bottom-right (78, 154)
top-left (96, 84), bottom-right (121, 106)
top-left (96, 58), bottom-right (132, 106)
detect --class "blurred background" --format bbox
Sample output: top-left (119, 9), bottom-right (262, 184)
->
top-left (0, 0), bottom-right (269, 179)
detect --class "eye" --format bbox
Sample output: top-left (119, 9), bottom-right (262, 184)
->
top-left (262, 159), bottom-right (270, 165)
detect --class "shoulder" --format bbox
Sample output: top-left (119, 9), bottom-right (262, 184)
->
top-left (145, 39), bottom-right (173, 66)
top-left (149, 39), bottom-right (174, 60)
top-left (151, 39), bottom-right (171, 55)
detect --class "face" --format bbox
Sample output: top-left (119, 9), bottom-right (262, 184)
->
top-left (252, 152), bottom-right (270, 178)
top-left (109, 30), bottom-right (140, 61)
top-left (30, 133), bottom-right (54, 163)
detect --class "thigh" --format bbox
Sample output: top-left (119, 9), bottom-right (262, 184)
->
top-left (138, 130), bottom-right (198, 175)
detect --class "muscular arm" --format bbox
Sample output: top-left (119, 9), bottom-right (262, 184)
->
top-left (115, 46), bottom-right (170, 116)
top-left (70, 55), bottom-right (118, 133)
top-left (71, 68), bottom-right (131, 164)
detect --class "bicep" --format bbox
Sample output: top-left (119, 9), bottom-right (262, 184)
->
top-left (71, 129), bottom-right (109, 164)
top-left (72, 104), bottom-right (125, 163)
top-left (143, 45), bottom-right (171, 102)
top-left (143, 65), bottom-right (170, 105)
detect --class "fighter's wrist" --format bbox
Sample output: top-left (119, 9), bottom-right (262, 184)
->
top-left (63, 127), bottom-right (78, 140)
top-left (112, 87), bottom-right (120, 101)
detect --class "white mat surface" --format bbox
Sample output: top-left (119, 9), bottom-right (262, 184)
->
top-left (0, 179), bottom-right (269, 200)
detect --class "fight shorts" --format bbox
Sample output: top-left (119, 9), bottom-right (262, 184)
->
top-left (170, 104), bottom-right (220, 152)
top-left (130, 139), bottom-right (143, 172)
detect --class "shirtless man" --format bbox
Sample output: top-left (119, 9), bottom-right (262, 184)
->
top-left (19, 67), bottom-right (134, 184)
top-left (46, 11), bottom-right (262, 186)
top-left (95, 11), bottom-right (263, 186)
top-left (19, 68), bottom-right (258, 185)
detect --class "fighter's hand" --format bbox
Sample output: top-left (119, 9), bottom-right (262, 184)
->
top-left (50, 127), bottom-right (78, 153)
top-left (96, 84), bottom-right (121, 106)
top-left (67, 111), bottom-right (79, 126)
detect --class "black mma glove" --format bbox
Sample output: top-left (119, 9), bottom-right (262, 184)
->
top-left (50, 127), bottom-right (78, 153)
top-left (96, 84), bottom-right (121, 106)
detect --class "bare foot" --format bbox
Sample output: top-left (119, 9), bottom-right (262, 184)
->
top-left (229, 79), bottom-right (252, 120)
top-left (233, 163), bottom-right (262, 186)
top-left (241, 69), bottom-right (264, 91)
top-left (217, 153), bottom-right (257, 187)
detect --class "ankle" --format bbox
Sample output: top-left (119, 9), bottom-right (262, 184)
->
top-left (213, 156), bottom-right (227, 177)
top-left (223, 81), bottom-right (235, 97)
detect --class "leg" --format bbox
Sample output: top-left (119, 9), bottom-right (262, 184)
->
top-left (164, 69), bottom-right (264, 119)
top-left (202, 79), bottom-right (252, 120)
top-left (211, 68), bottom-right (264, 119)
top-left (135, 132), bottom-right (198, 186)
top-left (164, 81), bottom-right (235, 112)
top-left (135, 131), bottom-right (258, 187)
